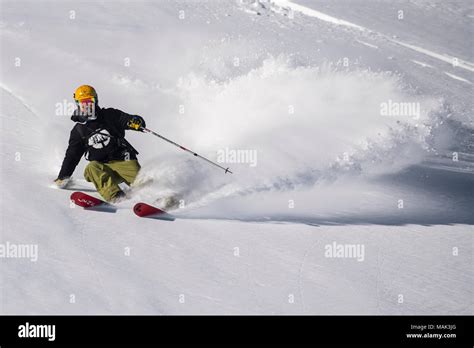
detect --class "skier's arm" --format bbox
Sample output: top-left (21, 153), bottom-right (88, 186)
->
top-left (115, 109), bottom-right (146, 131)
top-left (56, 127), bottom-right (85, 180)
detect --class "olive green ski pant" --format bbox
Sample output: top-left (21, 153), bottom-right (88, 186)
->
top-left (84, 160), bottom-right (140, 202)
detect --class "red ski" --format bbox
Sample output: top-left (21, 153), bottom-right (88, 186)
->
top-left (70, 191), bottom-right (117, 213)
top-left (133, 202), bottom-right (175, 221)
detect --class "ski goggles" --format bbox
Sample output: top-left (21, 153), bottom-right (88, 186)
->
top-left (74, 97), bottom-right (97, 122)
top-left (75, 96), bottom-right (96, 105)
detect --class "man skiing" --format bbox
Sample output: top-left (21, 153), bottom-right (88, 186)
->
top-left (54, 85), bottom-right (146, 202)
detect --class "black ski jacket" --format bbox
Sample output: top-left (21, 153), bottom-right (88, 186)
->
top-left (57, 107), bottom-right (142, 179)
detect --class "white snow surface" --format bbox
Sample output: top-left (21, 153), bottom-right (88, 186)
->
top-left (0, 0), bottom-right (473, 314)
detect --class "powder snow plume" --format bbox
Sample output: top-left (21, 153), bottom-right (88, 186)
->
top-left (131, 55), bottom-right (442, 213)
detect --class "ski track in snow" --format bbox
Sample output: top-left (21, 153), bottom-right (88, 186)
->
top-left (270, 0), bottom-right (474, 73)
top-left (355, 39), bottom-right (379, 49)
top-left (444, 71), bottom-right (472, 84)
top-left (410, 60), bottom-right (434, 69)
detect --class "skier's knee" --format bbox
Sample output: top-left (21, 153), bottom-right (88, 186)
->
top-left (128, 161), bottom-right (141, 184)
top-left (84, 161), bottom-right (103, 181)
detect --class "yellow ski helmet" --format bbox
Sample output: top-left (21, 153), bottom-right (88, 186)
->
top-left (73, 85), bottom-right (98, 103)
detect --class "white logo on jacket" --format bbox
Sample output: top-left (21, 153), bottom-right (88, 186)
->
top-left (88, 129), bottom-right (111, 149)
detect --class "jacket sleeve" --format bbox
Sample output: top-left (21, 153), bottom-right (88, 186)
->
top-left (110, 108), bottom-right (144, 131)
top-left (57, 126), bottom-right (85, 179)
top-left (114, 109), bottom-right (135, 130)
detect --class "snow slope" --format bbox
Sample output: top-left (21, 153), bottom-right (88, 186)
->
top-left (0, 0), bottom-right (473, 314)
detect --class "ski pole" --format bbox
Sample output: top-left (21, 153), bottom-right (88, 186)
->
top-left (141, 127), bottom-right (233, 174)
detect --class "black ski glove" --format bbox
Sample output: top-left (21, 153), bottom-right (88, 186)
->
top-left (127, 116), bottom-right (146, 131)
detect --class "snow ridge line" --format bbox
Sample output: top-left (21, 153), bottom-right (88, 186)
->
top-left (0, 84), bottom-right (39, 118)
top-left (270, 0), bottom-right (474, 73)
top-left (271, 0), bottom-right (366, 30)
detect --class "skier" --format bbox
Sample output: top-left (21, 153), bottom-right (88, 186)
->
top-left (54, 85), bottom-right (146, 202)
